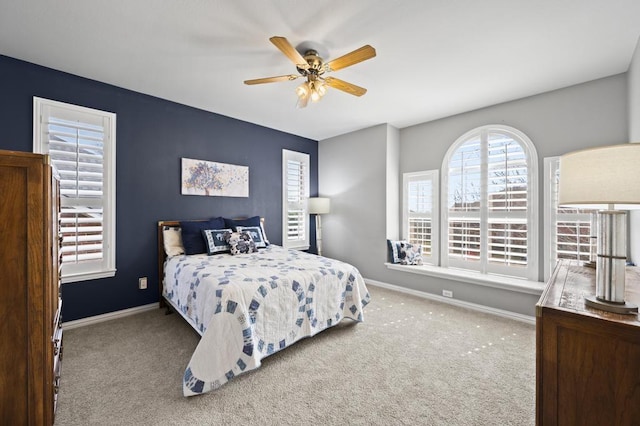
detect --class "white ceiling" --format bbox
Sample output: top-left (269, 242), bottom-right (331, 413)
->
top-left (1, 1), bottom-right (640, 141)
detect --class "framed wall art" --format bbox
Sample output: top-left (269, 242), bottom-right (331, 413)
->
top-left (181, 158), bottom-right (249, 197)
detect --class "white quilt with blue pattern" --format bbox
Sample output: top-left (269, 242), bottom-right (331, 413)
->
top-left (163, 245), bottom-right (370, 396)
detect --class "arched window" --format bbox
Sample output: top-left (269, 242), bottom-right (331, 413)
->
top-left (442, 125), bottom-right (538, 280)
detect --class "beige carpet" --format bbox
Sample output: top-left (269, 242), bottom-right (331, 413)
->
top-left (55, 285), bottom-right (535, 425)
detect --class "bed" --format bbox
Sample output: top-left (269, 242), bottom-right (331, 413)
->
top-left (157, 217), bottom-right (371, 396)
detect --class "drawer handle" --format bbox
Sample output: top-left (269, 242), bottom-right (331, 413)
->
top-left (53, 337), bottom-right (62, 355)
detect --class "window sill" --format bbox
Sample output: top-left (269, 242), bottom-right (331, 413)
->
top-left (284, 245), bottom-right (310, 251)
top-left (61, 268), bottom-right (117, 284)
top-left (384, 263), bottom-right (544, 296)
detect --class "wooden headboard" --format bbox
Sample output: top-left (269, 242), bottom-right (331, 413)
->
top-left (157, 218), bottom-right (265, 308)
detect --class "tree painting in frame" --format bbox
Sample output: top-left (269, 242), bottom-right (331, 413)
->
top-left (181, 158), bottom-right (249, 197)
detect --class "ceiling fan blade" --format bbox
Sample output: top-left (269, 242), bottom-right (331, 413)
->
top-left (244, 75), bottom-right (300, 85)
top-left (325, 45), bottom-right (376, 72)
top-left (324, 77), bottom-right (367, 97)
top-left (269, 36), bottom-right (309, 69)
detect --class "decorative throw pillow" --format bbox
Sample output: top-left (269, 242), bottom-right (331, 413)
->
top-left (162, 226), bottom-right (185, 257)
top-left (235, 225), bottom-right (267, 248)
top-left (181, 217), bottom-right (226, 255)
top-left (225, 231), bottom-right (257, 255)
top-left (224, 216), bottom-right (269, 245)
top-left (202, 229), bottom-right (233, 255)
top-left (388, 239), bottom-right (423, 265)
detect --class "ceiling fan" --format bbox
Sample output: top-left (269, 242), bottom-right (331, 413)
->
top-left (244, 36), bottom-right (376, 108)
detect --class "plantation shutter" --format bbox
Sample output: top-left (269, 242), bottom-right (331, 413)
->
top-left (404, 170), bottom-right (439, 263)
top-left (447, 136), bottom-right (482, 264)
top-left (282, 150), bottom-right (309, 249)
top-left (486, 132), bottom-right (528, 269)
top-left (444, 126), bottom-right (537, 280)
top-left (549, 158), bottom-right (593, 264)
top-left (286, 159), bottom-right (306, 241)
top-left (34, 98), bottom-right (116, 282)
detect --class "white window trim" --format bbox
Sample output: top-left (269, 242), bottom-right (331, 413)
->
top-left (402, 170), bottom-right (439, 265)
top-left (441, 124), bottom-right (539, 281)
top-left (33, 97), bottom-right (116, 283)
top-left (282, 149), bottom-right (310, 250)
top-left (384, 262), bottom-right (545, 295)
top-left (543, 157), bottom-right (556, 282)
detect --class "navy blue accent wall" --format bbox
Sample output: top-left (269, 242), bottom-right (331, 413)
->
top-left (0, 55), bottom-right (318, 321)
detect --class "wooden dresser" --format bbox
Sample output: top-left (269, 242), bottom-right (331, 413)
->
top-left (0, 150), bottom-right (62, 425)
top-left (536, 260), bottom-right (640, 426)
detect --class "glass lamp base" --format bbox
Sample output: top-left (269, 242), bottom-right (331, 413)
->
top-left (584, 295), bottom-right (639, 315)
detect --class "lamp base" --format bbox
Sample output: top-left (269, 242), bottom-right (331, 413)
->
top-left (584, 295), bottom-right (638, 315)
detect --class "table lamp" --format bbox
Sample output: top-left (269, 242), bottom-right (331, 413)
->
top-left (308, 197), bottom-right (330, 256)
top-left (558, 143), bottom-right (640, 314)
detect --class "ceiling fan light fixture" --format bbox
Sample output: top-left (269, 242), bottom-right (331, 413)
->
top-left (296, 94), bottom-right (310, 109)
top-left (296, 80), bottom-right (327, 107)
top-left (310, 82), bottom-right (322, 102)
top-left (248, 36), bottom-right (376, 107)
top-left (315, 81), bottom-right (327, 98)
top-left (296, 81), bottom-right (311, 108)
top-left (296, 80), bottom-right (327, 108)
top-left (295, 81), bottom-right (309, 98)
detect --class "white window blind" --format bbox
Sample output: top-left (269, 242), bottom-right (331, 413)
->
top-left (486, 133), bottom-right (528, 268)
top-left (543, 157), bottom-right (594, 280)
top-left (447, 135), bottom-right (482, 264)
top-left (34, 97), bottom-right (116, 283)
top-left (282, 150), bottom-right (309, 250)
top-left (443, 125), bottom-right (538, 280)
top-left (403, 170), bottom-right (439, 264)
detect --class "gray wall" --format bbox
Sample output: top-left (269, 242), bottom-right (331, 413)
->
top-left (318, 124), bottom-right (398, 275)
top-left (319, 74), bottom-right (629, 317)
top-left (386, 125), bottom-right (400, 241)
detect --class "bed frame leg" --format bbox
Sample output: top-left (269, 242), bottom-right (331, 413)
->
top-left (165, 305), bottom-right (174, 316)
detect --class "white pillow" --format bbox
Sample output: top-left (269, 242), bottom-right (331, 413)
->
top-left (163, 226), bottom-right (185, 257)
top-left (260, 221), bottom-right (269, 245)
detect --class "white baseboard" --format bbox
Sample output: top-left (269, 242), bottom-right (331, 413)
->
top-left (364, 278), bottom-right (536, 325)
top-left (62, 280), bottom-right (535, 330)
top-left (62, 302), bottom-right (160, 330)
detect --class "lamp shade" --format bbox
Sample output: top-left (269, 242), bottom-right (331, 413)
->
top-left (558, 143), bottom-right (640, 206)
top-left (308, 197), bottom-right (330, 214)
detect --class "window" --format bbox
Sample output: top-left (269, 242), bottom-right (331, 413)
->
top-left (442, 125), bottom-right (538, 280)
top-left (282, 149), bottom-right (309, 250)
top-left (402, 170), bottom-right (439, 265)
top-left (33, 97), bottom-right (116, 283)
top-left (543, 157), bottom-right (595, 280)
